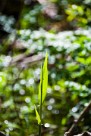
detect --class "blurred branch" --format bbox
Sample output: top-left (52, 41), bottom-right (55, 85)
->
top-left (0, 132), bottom-right (6, 136)
top-left (75, 131), bottom-right (91, 136)
top-left (10, 53), bottom-right (43, 67)
top-left (64, 101), bottom-right (91, 136)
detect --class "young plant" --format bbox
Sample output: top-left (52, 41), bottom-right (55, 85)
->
top-left (35, 53), bottom-right (48, 136)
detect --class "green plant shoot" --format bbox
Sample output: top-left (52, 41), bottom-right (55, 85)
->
top-left (35, 53), bottom-right (48, 136)
top-left (38, 52), bottom-right (48, 104)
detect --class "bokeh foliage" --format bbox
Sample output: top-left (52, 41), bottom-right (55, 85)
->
top-left (0, 0), bottom-right (91, 136)
top-left (1, 29), bottom-right (91, 135)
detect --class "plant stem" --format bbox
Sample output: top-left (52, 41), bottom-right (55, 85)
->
top-left (39, 95), bottom-right (42, 136)
top-left (39, 124), bottom-right (41, 136)
top-left (39, 102), bottom-right (42, 136)
top-left (39, 65), bottom-right (43, 136)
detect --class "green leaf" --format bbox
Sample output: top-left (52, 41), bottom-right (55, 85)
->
top-left (34, 106), bottom-right (41, 125)
top-left (42, 52), bottom-right (48, 103)
top-left (38, 52), bottom-right (48, 104)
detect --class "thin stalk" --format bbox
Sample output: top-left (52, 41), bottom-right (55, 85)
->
top-left (39, 101), bottom-right (42, 136)
top-left (39, 65), bottom-right (43, 136)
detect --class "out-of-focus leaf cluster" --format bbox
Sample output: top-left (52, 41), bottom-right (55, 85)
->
top-left (1, 28), bottom-right (91, 135)
top-left (1, 0), bottom-right (91, 32)
top-left (19, 0), bottom-right (91, 30)
top-left (1, 0), bottom-right (91, 136)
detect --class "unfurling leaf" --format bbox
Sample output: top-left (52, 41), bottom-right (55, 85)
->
top-left (38, 52), bottom-right (48, 104)
top-left (34, 106), bottom-right (41, 125)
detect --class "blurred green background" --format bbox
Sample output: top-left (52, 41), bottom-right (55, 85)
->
top-left (0, 0), bottom-right (91, 135)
